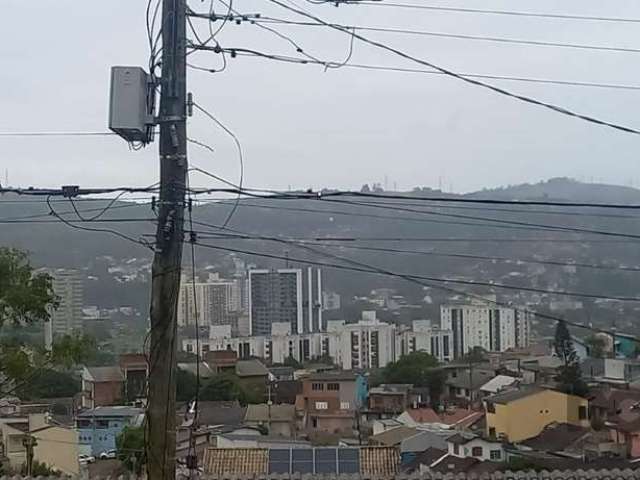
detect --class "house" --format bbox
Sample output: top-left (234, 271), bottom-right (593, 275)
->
top-left (517, 423), bottom-right (591, 458)
top-left (445, 369), bottom-right (496, 403)
top-left (296, 371), bottom-right (367, 436)
top-left (401, 447), bottom-right (447, 473)
top-left (201, 446), bottom-right (399, 476)
top-left (369, 426), bottom-right (419, 447)
top-left (80, 366), bottom-right (124, 409)
top-left (178, 400), bottom-right (246, 429)
top-left (236, 359), bottom-right (270, 403)
top-left (244, 404), bottom-right (296, 437)
top-left (271, 380), bottom-right (302, 405)
top-left (446, 432), bottom-right (506, 462)
top-left (269, 366), bottom-right (295, 381)
top-left (119, 353), bottom-right (148, 402)
top-left (372, 418), bottom-right (404, 436)
top-left (397, 407), bottom-right (484, 431)
top-left (367, 384), bottom-right (425, 418)
top-left (76, 406), bottom-right (144, 457)
top-left (31, 424), bottom-right (80, 476)
top-left (479, 375), bottom-right (519, 396)
top-left (400, 430), bottom-right (453, 466)
top-left (485, 388), bottom-right (590, 442)
top-left (0, 413), bottom-right (47, 470)
top-left (205, 349), bottom-right (238, 374)
top-left (215, 433), bottom-right (310, 449)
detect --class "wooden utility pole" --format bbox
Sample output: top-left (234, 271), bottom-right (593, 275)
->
top-left (146, 0), bottom-right (187, 477)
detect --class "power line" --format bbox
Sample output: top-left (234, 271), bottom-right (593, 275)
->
top-left (265, 0), bottom-right (640, 135)
top-left (259, 16), bottom-right (640, 54)
top-left (312, 1), bottom-right (640, 24)
top-left (192, 239), bottom-right (640, 342)
top-left (321, 197), bottom-right (640, 239)
top-left (227, 50), bottom-right (640, 91)
top-left (0, 131), bottom-right (116, 137)
top-left (191, 223), bottom-right (640, 302)
top-left (195, 232), bottom-right (640, 273)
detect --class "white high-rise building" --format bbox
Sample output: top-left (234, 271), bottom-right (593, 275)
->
top-left (177, 273), bottom-right (243, 330)
top-left (45, 269), bottom-right (84, 348)
top-left (182, 312), bottom-right (454, 368)
top-left (440, 297), bottom-right (531, 358)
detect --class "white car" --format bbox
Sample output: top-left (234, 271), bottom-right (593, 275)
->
top-left (100, 450), bottom-right (117, 460)
top-left (79, 454), bottom-right (96, 464)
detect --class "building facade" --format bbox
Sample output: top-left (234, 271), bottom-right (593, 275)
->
top-left (177, 273), bottom-right (243, 330)
top-left (183, 316), bottom-right (453, 369)
top-left (441, 298), bottom-right (531, 358)
top-left (76, 406), bottom-right (144, 457)
top-left (248, 268), bottom-right (323, 336)
top-left (45, 269), bottom-right (83, 347)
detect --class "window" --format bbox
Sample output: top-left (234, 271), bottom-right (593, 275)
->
top-left (186, 344), bottom-right (193, 353)
top-left (340, 401), bottom-right (350, 410)
top-left (489, 427), bottom-right (496, 438)
top-left (486, 402), bottom-right (495, 413)
top-left (472, 446), bottom-right (483, 457)
top-left (490, 450), bottom-right (501, 461)
top-left (315, 401), bottom-right (328, 410)
top-left (312, 383), bottom-right (324, 391)
top-left (579, 405), bottom-right (587, 420)
top-left (327, 383), bottom-right (340, 391)
top-left (453, 444), bottom-right (460, 455)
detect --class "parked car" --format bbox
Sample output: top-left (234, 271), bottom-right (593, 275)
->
top-left (100, 449), bottom-right (117, 460)
top-left (79, 454), bottom-right (96, 464)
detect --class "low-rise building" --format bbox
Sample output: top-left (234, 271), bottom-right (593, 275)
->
top-left (484, 388), bottom-right (590, 443)
top-left (446, 432), bottom-right (506, 462)
top-left (367, 384), bottom-right (423, 418)
top-left (296, 371), bottom-right (367, 436)
top-left (244, 404), bottom-right (297, 437)
top-left (80, 366), bottom-right (124, 409)
top-left (31, 424), bottom-right (80, 476)
top-left (76, 406), bottom-right (144, 457)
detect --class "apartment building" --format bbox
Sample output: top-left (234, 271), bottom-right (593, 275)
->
top-left (45, 269), bottom-right (84, 347)
top-left (177, 273), bottom-right (243, 329)
top-left (441, 297), bottom-right (531, 358)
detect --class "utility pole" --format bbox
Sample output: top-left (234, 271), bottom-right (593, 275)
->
top-left (146, 0), bottom-right (187, 478)
top-left (22, 436), bottom-right (37, 476)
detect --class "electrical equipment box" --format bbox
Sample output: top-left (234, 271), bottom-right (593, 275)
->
top-left (109, 66), bottom-right (153, 143)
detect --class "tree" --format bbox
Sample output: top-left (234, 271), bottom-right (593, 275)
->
top-left (51, 334), bottom-right (97, 369)
top-left (462, 347), bottom-right (488, 363)
top-left (200, 374), bottom-right (243, 402)
top-left (0, 248), bottom-right (56, 327)
top-left (553, 321), bottom-right (588, 397)
top-left (382, 352), bottom-right (438, 386)
top-left (16, 369), bottom-right (80, 400)
top-left (117, 426), bottom-right (145, 474)
top-left (176, 368), bottom-right (198, 402)
top-left (21, 460), bottom-right (57, 476)
top-left (283, 356), bottom-right (302, 369)
top-left (585, 335), bottom-right (607, 359)
top-left (382, 352), bottom-right (444, 406)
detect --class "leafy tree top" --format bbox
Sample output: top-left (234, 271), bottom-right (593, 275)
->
top-left (0, 248), bottom-right (56, 327)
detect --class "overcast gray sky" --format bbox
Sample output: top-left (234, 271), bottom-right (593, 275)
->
top-left (1, 0), bottom-right (639, 193)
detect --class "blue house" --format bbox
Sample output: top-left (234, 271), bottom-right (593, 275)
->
top-left (76, 406), bottom-right (144, 456)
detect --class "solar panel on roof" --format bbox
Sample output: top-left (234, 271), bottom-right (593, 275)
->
top-left (292, 449), bottom-right (313, 474)
top-left (268, 449), bottom-right (291, 474)
top-left (338, 448), bottom-right (360, 474)
top-left (315, 448), bottom-right (337, 474)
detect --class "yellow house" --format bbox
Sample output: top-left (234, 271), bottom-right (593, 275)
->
top-left (485, 387), bottom-right (589, 443)
top-left (32, 425), bottom-right (80, 476)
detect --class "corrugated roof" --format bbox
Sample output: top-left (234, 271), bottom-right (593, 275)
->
top-left (360, 447), bottom-right (399, 476)
top-left (245, 404), bottom-right (295, 422)
top-left (84, 366), bottom-right (123, 383)
top-left (521, 423), bottom-right (590, 451)
top-left (202, 448), bottom-right (269, 475)
top-left (480, 375), bottom-right (519, 394)
top-left (77, 406), bottom-right (143, 418)
top-left (236, 359), bottom-right (269, 377)
top-left (308, 371), bottom-right (359, 382)
top-left (370, 426), bottom-right (418, 446)
top-left (487, 387), bottom-right (546, 405)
